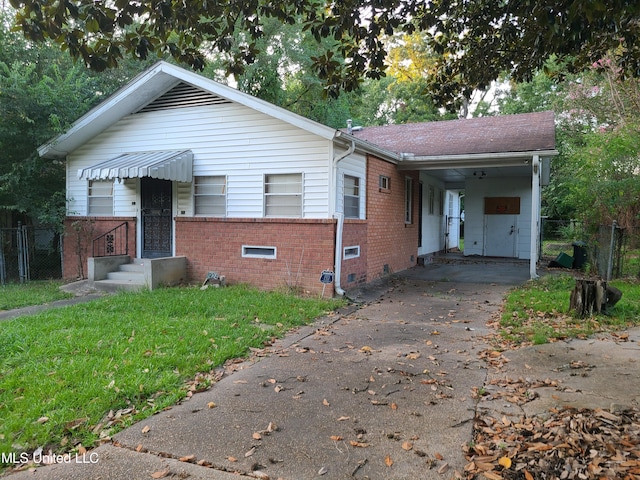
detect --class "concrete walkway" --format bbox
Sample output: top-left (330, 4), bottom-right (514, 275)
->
top-left (4, 262), bottom-right (639, 479)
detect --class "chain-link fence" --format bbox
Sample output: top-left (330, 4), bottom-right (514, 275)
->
top-left (540, 219), bottom-right (639, 279)
top-left (0, 225), bottom-right (62, 285)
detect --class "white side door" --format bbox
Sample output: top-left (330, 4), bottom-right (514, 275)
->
top-left (484, 215), bottom-right (517, 257)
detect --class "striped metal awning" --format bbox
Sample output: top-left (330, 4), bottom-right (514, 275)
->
top-left (78, 150), bottom-right (193, 182)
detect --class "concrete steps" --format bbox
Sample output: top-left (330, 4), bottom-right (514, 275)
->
top-left (93, 260), bottom-right (146, 292)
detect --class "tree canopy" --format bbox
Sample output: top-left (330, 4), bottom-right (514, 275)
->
top-left (9, 0), bottom-right (640, 107)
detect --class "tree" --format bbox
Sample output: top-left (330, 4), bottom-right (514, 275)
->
top-left (9, 0), bottom-right (640, 107)
top-left (0, 11), bottom-right (151, 226)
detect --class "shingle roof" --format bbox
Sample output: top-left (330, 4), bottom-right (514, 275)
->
top-left (350, 111), bottom-right (556, 157)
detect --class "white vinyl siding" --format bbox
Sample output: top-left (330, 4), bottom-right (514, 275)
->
top-left (87, 180), bottom-right (113, 216)
top-left (264, 173), bottom-right (302, 217)
top-left (336, 153), bottom-right (366, 219)
top-left (65, 101), bottom-right (332, 218)
top-left (194, 176), bottom-right (226, 216)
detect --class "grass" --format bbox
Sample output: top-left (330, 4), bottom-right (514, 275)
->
top-left (0, 285), bottom-right (342, 467)
top-left (0, 281), bottom-right (73, 311)
top-left (498, 273), bottom-right (640, 346)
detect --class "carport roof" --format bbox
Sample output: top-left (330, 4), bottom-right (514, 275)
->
top-left (349, 111), bottom-right (556, 158)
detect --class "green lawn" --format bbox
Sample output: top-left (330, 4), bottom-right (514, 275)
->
top-left (0, 285), bottom-right (342, 467)
top-left (0, 281), bottom-right (73, 311)
top-left (498, 274), bottom-right (640, 346)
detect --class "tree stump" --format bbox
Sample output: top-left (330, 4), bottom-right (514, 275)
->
top-left (569, 279), bottom-right (622, 318)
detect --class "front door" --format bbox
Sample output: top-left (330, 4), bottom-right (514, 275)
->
top-left (484, 215), bottom-right (517, 257)
top-left (141, 177), bottom-right (172, 258)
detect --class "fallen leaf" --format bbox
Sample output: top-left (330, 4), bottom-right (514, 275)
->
top-left (323, 398), bottom-right (330, 406)
top-left (207, 402), bottom-right (217, 409)
top-left (151, 470), bottom-right (169, 479)
top-left (227, 456), bottom-right (237, 462)
top-left (179, 454), bottom-right (195, 462)
top-left (402, 441), bottom-right (413, 451)
top-left (498, 456), bottom-right (511, 469)
top-left (245, 447), bottom-right (256, 457)
top-left (437, 462), bottom-right (449, 474)
top-left (330, 435), bottom-right (343, 441)
top-left (349, 441), bottom-right (370, 448)
top-left (360, 346), bottom-right (373, 353)
top-left (37, 416), bottom-right (49, 424)
top-left (483, 472), bottom-right (503, 480)
top-left (318, 466), bottom-right (328, 475)
top-left (385, 455), bottom-right (394, 467)
top-left (390, 402), bottom-right (398, 410)
top-left (337, 416), bottom-right (350, 421)
top-left (524, 470), bottom-right (533, 480)
top-left (141, 425), bottom-right (151, 434)
top-left (253, 432), bottom-right (262, 440)
top-left (435, 452), bottom-right (444, 460)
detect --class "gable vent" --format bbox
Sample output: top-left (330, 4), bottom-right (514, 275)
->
top-left (136, 82), bottom-right (231, 113)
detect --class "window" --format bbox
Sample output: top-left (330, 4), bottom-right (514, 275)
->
top-left (428, 185), bottom-right (435, 215)
top-left (344, 175), bottom-right (360, 218)
top-left (242, 245), bottom-right (276, 259)
top-left (264, 173), bottom-right (302, 217)
top-left (343, 245), bottom-right (360, 259)
top-left (88, 180), bottom-right (113, 216)
top-left (379, 175), bottom-right (390, 191)
top-left (194, 176), bottom-right (226, 216)
top-left (404, 177), bottom-right (413, 224)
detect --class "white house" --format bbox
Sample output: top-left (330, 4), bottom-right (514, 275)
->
top-left (38, 61), bottom-right (557, 293)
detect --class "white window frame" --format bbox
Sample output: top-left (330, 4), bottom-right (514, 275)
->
top-left (343, 245), bottom-right (360, 260)
top-left (87, 180), bottom-right (114, 216)
top-left (379, 175), bottom-right (390, 191)
top-left (194, 175), bottom-right (226, 216)
top-left (242, 245), bottom-right (277, 259)
top-left (404, 177), bottom-right (413, 224)
top-left (264, 173), bottom-right (303, 217)
top-left (343, 174), bottom-right (361, 219)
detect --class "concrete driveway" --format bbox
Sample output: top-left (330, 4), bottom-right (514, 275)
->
top-left (6, 261), bottom-right (639, 480)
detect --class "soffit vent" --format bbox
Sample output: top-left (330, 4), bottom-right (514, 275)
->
top-left (136, 82), bottom-right (231, 113)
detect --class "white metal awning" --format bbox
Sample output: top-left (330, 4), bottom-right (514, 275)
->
top-left (78, 150), bottom-right (193, 182)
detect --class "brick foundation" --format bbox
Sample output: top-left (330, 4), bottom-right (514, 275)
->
top-left (175, 217), bottom-right (336, 296)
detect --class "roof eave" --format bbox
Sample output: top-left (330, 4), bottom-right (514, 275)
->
top-left (335, 131), bottom-right (401, 164)
top-left (397, 149), bottom-right (559, 170)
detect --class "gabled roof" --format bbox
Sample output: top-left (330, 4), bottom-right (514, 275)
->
top-left (38, 61), bottom-right (338, 158)
top-left (350, 111), bottom-right (557, 158)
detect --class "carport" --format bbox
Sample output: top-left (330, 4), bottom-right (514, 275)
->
top-left (350, 111), bottom-right (558, 279)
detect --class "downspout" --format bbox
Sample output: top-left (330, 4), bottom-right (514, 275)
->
top-left (333, 137), bottom-right (356, 296)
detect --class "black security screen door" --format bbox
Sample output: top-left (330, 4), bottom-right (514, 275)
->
top-left (141, 177), bottom-right (172, 258)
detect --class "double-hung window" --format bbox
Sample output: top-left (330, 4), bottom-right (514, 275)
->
top-left (344, 175), bottom-right (360, 219)
top-left (194, 176), bottom-right (226, 216)
top-left (264, 173), bottom-right (302, 217)
top-left (88, 180), bottom-right (113, 216)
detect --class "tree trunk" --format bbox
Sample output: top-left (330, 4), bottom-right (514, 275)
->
top-left (569, 279), bottom-right (606, 318)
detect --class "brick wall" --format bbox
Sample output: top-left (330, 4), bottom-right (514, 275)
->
top-left (63, 217), bottom-right (137, 280)
top-left (366, 156), bottom-right (419, 281)
top-left (175, 217), bottom-right (336, 296)
top-left (341, 220), bottom-right (368, 287)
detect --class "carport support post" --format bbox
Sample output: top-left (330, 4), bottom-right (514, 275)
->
top-left (529, 155), bottom-right (540, 279)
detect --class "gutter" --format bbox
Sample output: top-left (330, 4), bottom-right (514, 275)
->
top-left (332, 138), bottom-right (356, 296)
